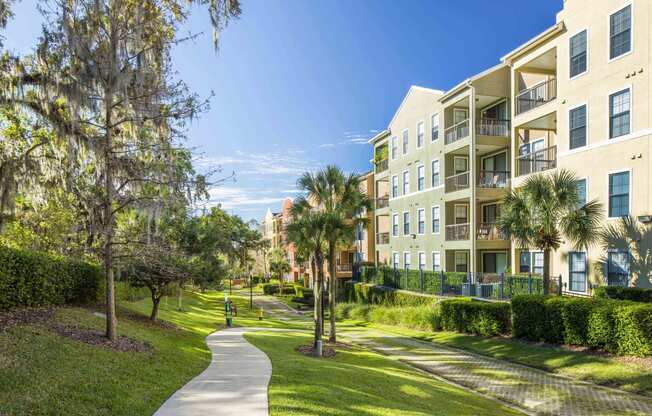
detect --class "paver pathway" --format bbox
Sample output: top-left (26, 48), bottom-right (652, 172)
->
top-left (257, 295), bottom-right (652, 416)
top-left (154, 327), bottom-right (271, 416)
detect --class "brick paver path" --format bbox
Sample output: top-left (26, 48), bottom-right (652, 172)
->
top-left (340, 327), bottom-right (652, 416)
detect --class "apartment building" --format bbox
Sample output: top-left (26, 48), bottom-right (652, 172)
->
top-left (371, 0), bottom-right (652, 293)
top-left (260, 198), bottom-right (304, 282)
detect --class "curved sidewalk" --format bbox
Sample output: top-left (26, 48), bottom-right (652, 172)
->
top-left (154, 327), bottom-right (271, 416)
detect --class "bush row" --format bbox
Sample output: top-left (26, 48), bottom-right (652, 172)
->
top-left (259, 282), bottom-right (298, 295)
top-left (0, 245), bottom-right (102, 310)
top-left (439, 298), bottom-right (511, 336)
top-left (344, 281), bottom-right (439, 307)
top-left (336, 302), bottom-right (441, 332)
top-left (512, 295), bottom-right (652, 356)
top-left (594, 286), bottom-right (652, 303)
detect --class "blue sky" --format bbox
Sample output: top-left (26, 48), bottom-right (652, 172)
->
top-left (4, 0), bottom-right (561, 222)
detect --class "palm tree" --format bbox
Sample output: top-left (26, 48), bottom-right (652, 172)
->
top-left (297, 165), bottom-right (370, 343)
top-left (498, 169), bottom-right (603, 294)
top-left (286, 198), bottom-right (328, 356)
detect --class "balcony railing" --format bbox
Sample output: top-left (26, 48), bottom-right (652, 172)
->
top-left (337, 263), bottom-right (353, 272)
top-left (446, 223), bottom-right (470, 241)
top-left (516, 145), bottom-right (557, 176)
top-left (376, 232), bottom-right (390, 245)
top-left (375, 196), bottom-right (389, 209)
top-left (476, 223), bottom-right (507, 240)
top-left (375, 159), bottom-right (389, 173)
top-left (477, 118), bottom-right (510, 137)
top-left (516, 78), bottom-right (557, 115)
top-left (477, 170), bottom-right (509, 188)
top-left (445, 171), bottom-right (470, 193)
top-left (444, 119), bottom-right (470, 145)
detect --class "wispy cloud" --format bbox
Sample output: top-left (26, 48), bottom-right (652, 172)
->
top-left (318, 130), bottom-right (377, 148)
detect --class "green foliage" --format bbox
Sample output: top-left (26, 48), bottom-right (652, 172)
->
top-left (510, 295), bottom-right (546, 340)
top-left (439, 299), bottom-right (511, 336)
top-left (336, 302), bottom-right (441, 332)
top-left (560, 297), bottom-right (597, 345)
top-left (0, 245), bottom-right (101, 310)
top-left (594, 286), bottom-right (652, 303)
top-left (587, 301), bottom-right (620, 352)
top-left (344, 281), bottom-right (439, 307)
top-left (614, 303), bottom-right (652, 356)
top-left (260, 283), bottom-right (294, 295)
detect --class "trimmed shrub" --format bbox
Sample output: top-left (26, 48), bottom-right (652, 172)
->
top-left (587, 301), bottom-right (620, 352)
top-left (542, 296), bottom-right (565, 344)
top-left (560, 297), bottom-right (596, 345)
top-left (613, 303), bottom-right (652, 356)
top-left (336, 302), bottom-right (441, 332)
top-left (594, 286), bottom-right (652, 303)
top-left (440, 298), bottom-right (511, 336)
top-left (345, 281), bottom-right (439, 307)
top-left (259, 283), bottom-right (294, 295)
top-left (511, 295), bottom-right (546, 340)
top-left (0, 245), bottom-right (102, 310)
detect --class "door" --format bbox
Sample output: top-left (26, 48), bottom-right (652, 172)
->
top-left (483, 253), bottom-right (507, 273)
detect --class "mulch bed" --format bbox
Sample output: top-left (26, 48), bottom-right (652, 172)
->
top-left (0, 307), bottom-right (56, 333)
top-left (295, 342), bottom-right (342, 358)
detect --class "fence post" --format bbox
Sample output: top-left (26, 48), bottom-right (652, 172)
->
top-left (440, 270), bottom-right (445, 296)
top-left (557, 274), bottom-right (562, 296)
top-left (528, 273), bottom-right (532, 294)
top-left (420, 269), bottom-right (424, 293)
top-left (500, 273), bottom-right (505, 299)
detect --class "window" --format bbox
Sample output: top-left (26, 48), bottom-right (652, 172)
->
top-left (569, 252), bottom-right (587, 292)
top-left (610, 5), bottom-right (632, 60)
top-left (417, 208), bottom-right (425, 234)
top-left (402, 130), bottom-right (409, 154)
top-left (432, 252), bottom-right (441, 272)
top-left (391, 137), bottom-right (398, 160)
top-left (609, 171), bottom-right (629, 217)
top-left (392, 214), bottom-right (399, 237)
top-left (455, 252), bottom-right (468, 273)
top-left (403, 211), bottom-right (410, 235)
top-left (356, 223), bottom-right (364, 241)
top-left (431, 159), bottom-right (440, 186)
top-left (417, 165), bottom-right (425, 191)
top-left (402, 171), bottom-right (410, 195)
top-left (569, 105), bottom-right (587, 149)
top-left (392, 252), bottom-right (399, 269)
top-left (431, 206), bottom-right (440, 233)
top-left (431, 114), bottom-right (439, 141)
top-left (404, 252), bottom-right (411, 270)
top-left (519, 251), bottom-right (544, 275)
top-left (570, 30), bottom-right (587, 77)
top-left (609, 89), bottom-right (630, 138)
top-left (418, 252), bottom-right (426, 271)
top-left (454, 205), bottom-right (468, 224)
top-left (607, 250), bottom-right (630, 286)
top-left (417, 122), bottom-right (424, 148)
top-left (576, 179), bottom-right (587, 206)
top-left (391, 175), bottom-right (398, 198)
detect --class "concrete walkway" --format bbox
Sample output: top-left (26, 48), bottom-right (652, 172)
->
top-left (154, 327), bottom-right (271, 416)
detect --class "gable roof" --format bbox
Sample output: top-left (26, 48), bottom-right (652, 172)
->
top-left (387, 85), bottom-right (444, 129)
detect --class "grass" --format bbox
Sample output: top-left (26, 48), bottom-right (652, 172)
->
top-left (245, 330), bottom-right (521, 416)
top-left (0, 290), bottom-right (295, 415)
top-left (339, 320), bottom-right (652, 395)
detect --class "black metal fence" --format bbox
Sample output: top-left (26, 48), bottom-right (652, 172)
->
top-left (355, 265), bottom-right (561, 300)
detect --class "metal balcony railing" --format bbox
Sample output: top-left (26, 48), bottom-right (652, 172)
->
top-left (375, 196), bottom-right (389, 209)
top-left (477, 118), bottom-right (510, 136)
top-left (516, 78), bottom-right (557, 115)
top-left (446, 223), bottom-right (470, 241)
top-left (376, 232), bottom-right (390, 245)
top-left (476, 223), bottom-right (507, 240)
top-left (444, 119), bottom-right (470, 145)
top-left (516, 145), bottom-right (557, 177)
top-left (375, 159), bottom-right (388, 173)
top-left (445, 171), bottom-right (470, 193)
top-left (477, 170), bottom-right (509, 188)
top-left (337, 263), bottom-right (353, 272)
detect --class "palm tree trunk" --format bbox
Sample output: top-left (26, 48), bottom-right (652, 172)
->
top-left (314, 252), bottom-right (324, 357)
top-left (328, 241), bottom-right (337, 343)
top-left (543, 249), bottom-right (551, 295)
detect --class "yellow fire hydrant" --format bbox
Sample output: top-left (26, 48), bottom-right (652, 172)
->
top-left (258, 307), bottom-right (264, 321)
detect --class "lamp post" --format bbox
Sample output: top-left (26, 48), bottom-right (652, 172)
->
top-left (249, 265), bottom-right (253, 310)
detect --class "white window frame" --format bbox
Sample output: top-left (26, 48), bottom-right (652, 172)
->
top-left (391, 137), bottom-right (398, 160)
top-left (607, 85), bottom-right (632, 140)
top-left (392, 251), bottom-right (399, 269)
top-left (417, 164), bottom-right (425, 191)
top-left (431, 158), bottom-right (440, 187)
top-left (568, 251), bottom-right (588, 293)
top-left (402, 129), bottom-right (409, 155)
top-left (417, 208), bottom-right (425, 235)
top-left (576, 176), bottom-right (588, 207)
top-left (431, 205), bottom-right (440, 234)
top-left (403, 211), bottom-right (411, 236)
top-left (607, 2), bottom-right (634, 63)
top-left (391, 175), bottom-right (398, 198)
top-left (416, 121), bottom-right (425, 148)
top-left (431, 251), bottom-right (441, 272)
top-left (402, 170), bottom-right (410, 195)
top-left (607, 169), bottom-right (632, 219)
top-left (453, 155), bottom-right (469, 174)
top-left (569, 27), bottom-right (589, 80)
top-left (418, 251), bottom-right (426, 271)
top-left (568, 102), bottom-right (588, 150)
top-left (392, 213), bottom-right (399, 237)
top-left (454, 251), bottom-right (469, 272)
top-left (453, 203), bottom-right (469, 224)
top-left (431, 113), bottom-right (439, 142)
top-left (403, 251), bottom-right (411, 270)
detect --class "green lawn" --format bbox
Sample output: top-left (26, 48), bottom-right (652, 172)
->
top-left (245, 330), bottom-right (521, 416)
top-left (0, 290), bottom-right (294, 415)
top-left (340, 320), bottom-right (652, 396)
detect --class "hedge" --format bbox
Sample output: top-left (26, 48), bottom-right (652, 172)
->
top-left (0, 245), bottom-right (102, 310)
top-left (259, 283), bottom-right (295, 295)
top-left (336, 302), bottom-right (441, 332)
top-left (594, 286), bottom-right (652, 303)
top-left (344, 281), bottom-right (439, 307)
top-left (512, 295), bottom-right (652, 356)
top-left (439, 298), bottom-right (511, 336)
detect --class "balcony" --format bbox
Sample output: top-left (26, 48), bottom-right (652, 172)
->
top-left (446, 223), bottom-right (470, 241)
top-left (516, 78), bottom-right (557, 115)
top-left (477, 118), bottom-right (510, 137)
top-left (337, 263), bottom-right (353, 272)
top-left (516, 145), bottom-right (557, 177)
top-left (445, 171), bottom-right (470, 193)
top-left (477, 170), bottom-right (509, 188)
top-left (376, 196), bottom-right (389, 209)
top-left (476, 223), bottom-right (507, 240)
top-left (444, 119), bottom-right (470, 145)
top-left (375, 159), bottom-right (388, 174)
top-left (376, 232), bottom-right (390, 245)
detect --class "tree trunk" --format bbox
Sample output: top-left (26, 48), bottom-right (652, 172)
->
top-left (177, 282), bottom-right (183, 311)
top-left (150, 292), bottom-right (161, 321)
top-left (328, 241), bottom-right (337, 343)
top-left (314, 253), bottom-right (323, 356)
top-left (543, 249), bottom-right (551, 295)
top-left (104, 94), bottom-right (117, 341)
